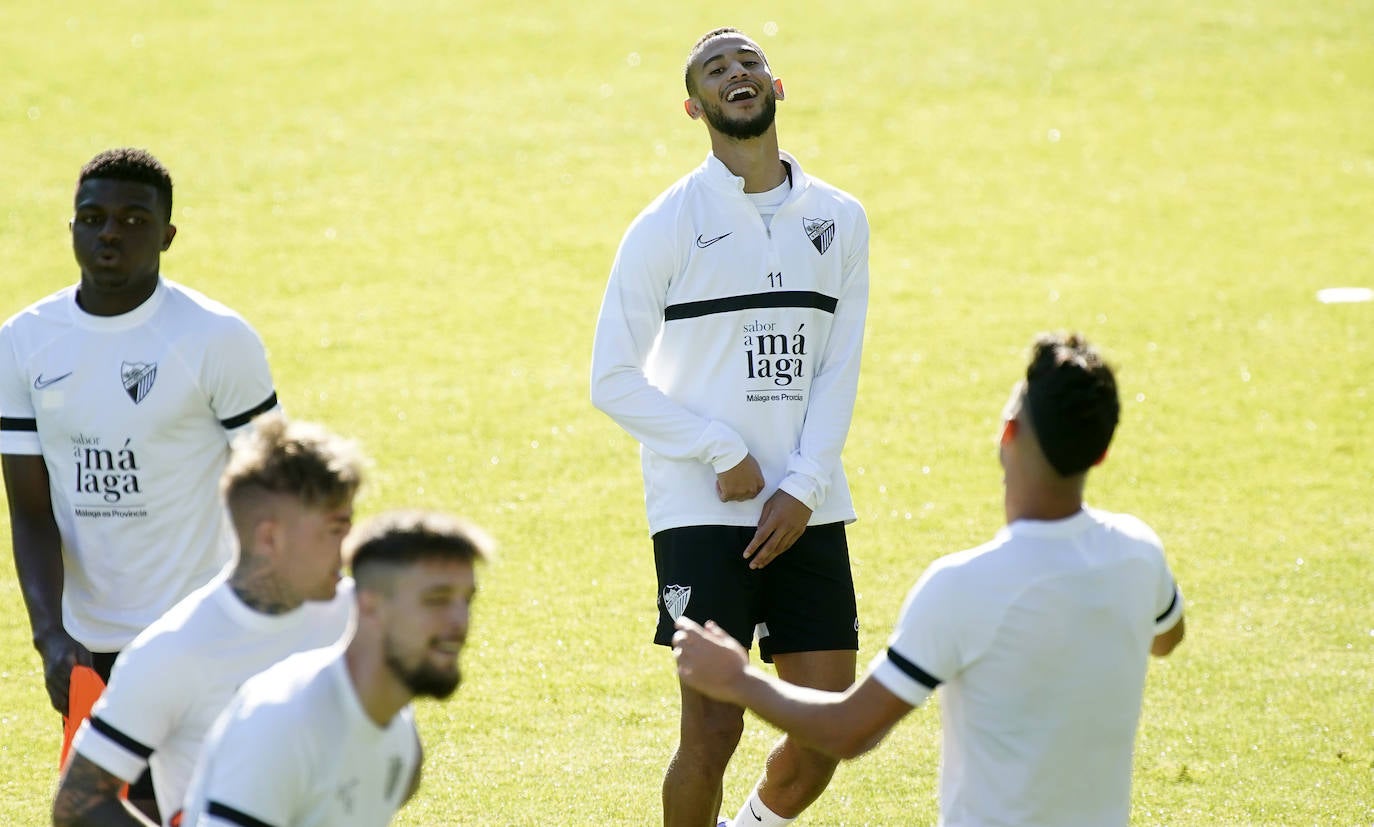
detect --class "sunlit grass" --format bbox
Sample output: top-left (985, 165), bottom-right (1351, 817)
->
top-left (1, 1), bottom-right (1370, 824)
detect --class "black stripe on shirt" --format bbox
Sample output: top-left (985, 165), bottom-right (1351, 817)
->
top-left (207, 802), bottom-right (279, 827)
top-left (664, 290), bottom-right (838, 321)
top-left (89, 716), bottom-right (155, 759)
top-left (219, 392), bottom-right (279, 431)
top-left (886, 648), bottom-right (942, 690)
top-left (1155, 586), bottom-right (1180, 624)
top-left (0, 416), bottom-right (37, 432)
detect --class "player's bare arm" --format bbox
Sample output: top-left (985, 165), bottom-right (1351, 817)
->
top-left (52, 753), bottom-right (155, 827)
top-left (715, 453), bottom-right (764, 502)
top-left (1152, 613), bottom-right (1185, 656)
top-left (674, 618), bottom-right (912, 758)
top-left (742, 490), bottom-right (811, 569)
top-left (3, 453), bottom-right (90, 714)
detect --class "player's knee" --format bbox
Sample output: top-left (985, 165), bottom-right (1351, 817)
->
top-left (680, 703), bottom-right (745, 758)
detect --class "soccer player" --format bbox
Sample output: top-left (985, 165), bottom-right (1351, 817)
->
top-left (590, 27), bottom-right (870, 827)
top-left (179, 510), bottom-right (492, 827)
top-left (673, 332), bottom-right (1187, 826)
top-left (50, 414), bottom-right (362, 827)
top-left (0, 147), bottom-right (279, 816)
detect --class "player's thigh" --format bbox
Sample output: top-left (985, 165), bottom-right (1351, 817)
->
top-left (758, 522), bottom-right (858, 662)
top-left (653, 525), bottom-right (758, 649)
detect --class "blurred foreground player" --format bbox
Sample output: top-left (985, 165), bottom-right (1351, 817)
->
top-left (181, 510), bottom-right (492, 827)
top-left (53, 415), bottom-right (362, 826)
top-left (676, 332), bottom-right (1185, 827)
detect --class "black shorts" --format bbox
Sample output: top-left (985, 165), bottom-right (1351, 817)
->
top-left (653, 522), bottom-right (858, 663)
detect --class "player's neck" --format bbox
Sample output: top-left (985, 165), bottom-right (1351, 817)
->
top-left (1004, 478), bottom-right (1085, 524)
top-left (229, 563), bottom-right (305, 616)
top-left (344, 643), bottom-right (411, 727)
top-left (711, 131), bottom-right (787, 193)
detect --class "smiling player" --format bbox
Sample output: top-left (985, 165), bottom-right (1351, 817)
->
top-left (180, 510), bottom-right (493, 827)
top-left (590, 27), bottom-right (871, 827)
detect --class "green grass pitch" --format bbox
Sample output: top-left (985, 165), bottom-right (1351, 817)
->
top-left (1, 1), bottom-right (1370, 823)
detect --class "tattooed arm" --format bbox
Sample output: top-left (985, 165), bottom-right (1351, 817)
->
top-left (52, 753), bottom-right (155, 827)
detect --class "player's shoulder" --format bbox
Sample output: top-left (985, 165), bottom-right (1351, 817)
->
top-left (159, 279), bottom-right (259, 328)
top-left (119, 578), bottom-right (229, 665)
top-left (785, 154), bottom-right (866, 215)
top-left (1084, 505), bottom-right (1164, 550)
top-left (1, 285), bottom-right (77, 333)
top-left (238, 646), bottom-right (338, 706)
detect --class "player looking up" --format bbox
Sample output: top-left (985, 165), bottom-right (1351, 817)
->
top-left (591, 27), bottom-right (871, 827)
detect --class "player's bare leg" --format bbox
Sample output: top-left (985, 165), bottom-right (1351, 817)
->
top-left (744, 649), bottom-right (856, 819)
top-left (665, 682), bottom-right (745, 827)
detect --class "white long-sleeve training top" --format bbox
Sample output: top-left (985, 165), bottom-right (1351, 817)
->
top-left (591, 152), bottom-right (869, 535)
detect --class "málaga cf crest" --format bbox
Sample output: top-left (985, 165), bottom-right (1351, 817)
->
top-left (803, 216), bottom-right (835, 255)
top-left (662, 585), bottom-right (692, 620)
top-left (121, 361), bottom-right (157, 404)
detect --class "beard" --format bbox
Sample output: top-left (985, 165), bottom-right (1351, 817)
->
top-left (701, 92), bottom-right (777, 140)
top-left (384, 640), bottom-right (461, 699)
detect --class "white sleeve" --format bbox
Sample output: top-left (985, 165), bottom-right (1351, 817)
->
top-left (590, 213), bottom-right (749, 471)
top-left (869, 560), bottom-right (964, 706)
top-left (186, 700), bottom-right (304, 827)
top-left (1154, 570), bottom-right (1184, 635)
top-left (0, 321), bottom-right (41, 455)
top-left (72, 637), bottom-right (191, 783)
top-left (203, 317), bottom-right (279, 440)
top-left (777, 204), bottom-right (869, 510)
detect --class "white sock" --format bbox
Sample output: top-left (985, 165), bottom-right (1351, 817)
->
top-left (734, 789), bottom-right (795, 826)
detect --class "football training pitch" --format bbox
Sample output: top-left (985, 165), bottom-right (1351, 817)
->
top-left (1, 1), bottom-right (1369, 823)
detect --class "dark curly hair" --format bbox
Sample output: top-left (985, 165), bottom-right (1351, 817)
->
top-left (78, 148), bottom-right (174, 221)
top-left (1023, 332), bottom-right (1120, 477)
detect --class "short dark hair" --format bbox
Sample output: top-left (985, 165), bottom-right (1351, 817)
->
top-left (1022, 332), bottom-right (1120, 477)
top-left (346, 510), bottom-right (493, 589)
top-left (684, 27), bottom-right (763, 97)
top-left (222, 413), bottom-right (364, 514)
top-left (78, 148), bottom-right (174, 221)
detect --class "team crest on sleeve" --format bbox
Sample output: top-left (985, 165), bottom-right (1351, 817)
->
top-left (803, 217), bottom-right (835, 255)
top-left (662, 585), bottom-right (692, 620)
top-left (121, 361), bottom-right (158, 404)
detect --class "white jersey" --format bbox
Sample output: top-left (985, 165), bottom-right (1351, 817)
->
top-left (0, 278), bottom-right (278, 650)
top-left (70, 577), bottom-right (355, 823)
top-left (182, 648), bottom-right (421, 827)
top-left (591, 152), bottom-right (869, 534)
top-left (869, 507), bottom-right (1184, 827)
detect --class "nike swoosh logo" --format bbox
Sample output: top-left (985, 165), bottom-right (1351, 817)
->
top-left (695, 232), bottom-right (733, 248)
top-left (33, 372), bottom-right (73, 390)
top-left (749, 801), bottom-right (763, 821)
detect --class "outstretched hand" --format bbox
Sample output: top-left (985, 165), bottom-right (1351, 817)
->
top-left (672, 617), bottom-right (749, 704)
top-left (742, 490), bottom-right (812, 569)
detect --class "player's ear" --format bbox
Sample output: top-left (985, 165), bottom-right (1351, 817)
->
top-left (684, 98), bottom-right (703, 120)
top-left (1000, 418), bottom-right (1017, 447)
top-left (773, 78), bottom-right (785, 100)
top-left (161, 223), bottom-right (177, 251)
top-left (1093, 449), bottom-right (1109, 467)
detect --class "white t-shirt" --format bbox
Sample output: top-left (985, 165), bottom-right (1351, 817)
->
top-left (182, 648), bottom-right (421, 827)
top-left (869, 507), bottom-right (1184, 827)
top-left (0, 278), bottom-right (279, 650)
top-left (71, 578), bottom-right (355, 822)
top-left (591, 152), bottom-right (869, 533)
